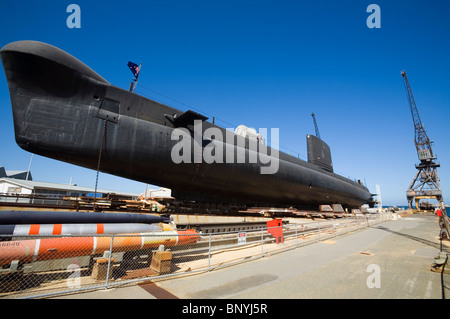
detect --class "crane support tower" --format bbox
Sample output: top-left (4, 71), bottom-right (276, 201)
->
top-left (311, 113), bottom-right (321, 139)
top-left (401, 70), bottom-right (449, 239)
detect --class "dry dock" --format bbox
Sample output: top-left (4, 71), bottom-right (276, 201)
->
top-left (54, 214), bottom-right (449, 299)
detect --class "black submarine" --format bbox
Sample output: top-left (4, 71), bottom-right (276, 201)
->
top-left (0, 40), bottom-right (373, 211)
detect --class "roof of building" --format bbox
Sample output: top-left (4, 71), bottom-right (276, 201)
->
top-left (0, 177), bottom-right (139, 198)
top-left (5, 170), bottom-right (32, 180)
top-left (0, 166), bottom-right (32, 180)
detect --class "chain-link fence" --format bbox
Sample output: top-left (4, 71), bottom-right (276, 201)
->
top-left (0, 213), bottom-right (391, 299)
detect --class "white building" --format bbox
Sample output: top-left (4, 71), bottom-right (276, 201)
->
top-left (0, 177), bottom-right (138, 205)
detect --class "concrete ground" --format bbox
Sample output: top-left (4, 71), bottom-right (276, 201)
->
top-left (54, 214), bottom-right (449, 299)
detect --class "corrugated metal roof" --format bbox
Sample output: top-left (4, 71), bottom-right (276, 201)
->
top-left (0, 177), bottom-right (139, 197)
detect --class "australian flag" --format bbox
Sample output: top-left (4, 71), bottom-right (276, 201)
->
top-left (127, 61), bottom-right (140, 79)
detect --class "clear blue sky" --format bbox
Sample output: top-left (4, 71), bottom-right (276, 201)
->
top-left (1, 0), bottom-right (449, 206)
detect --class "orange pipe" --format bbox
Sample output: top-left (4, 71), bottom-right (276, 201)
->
top-left (0, 230), bottom-right (199, 266)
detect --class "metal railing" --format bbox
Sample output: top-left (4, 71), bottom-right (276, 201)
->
top-left (0, 213), bottom-right (391, 299)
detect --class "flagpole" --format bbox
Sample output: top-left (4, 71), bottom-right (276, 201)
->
top-left (26, 153), bottom-right (33, 181)
top-left (132, 63), bottom-right (142, 93)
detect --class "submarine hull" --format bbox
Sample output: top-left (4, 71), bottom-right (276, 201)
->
top-left (0, 41), bottom-right (372, 209)
top-left (0, 210), bottom-right (171, 225)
